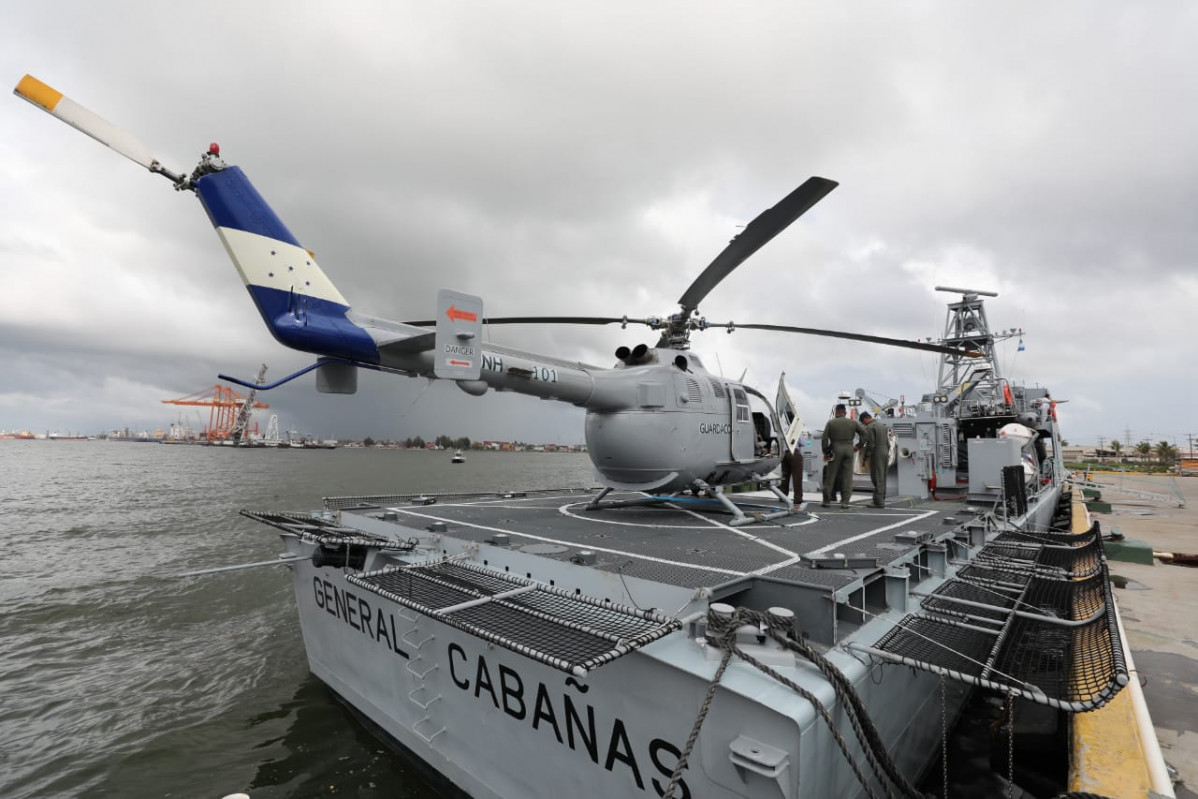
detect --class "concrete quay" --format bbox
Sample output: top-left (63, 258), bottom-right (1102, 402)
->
top-left (1091, 474), bottom-right (1198, 798)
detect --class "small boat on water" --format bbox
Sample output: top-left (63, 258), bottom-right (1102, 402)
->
top-left (451, 449), bottom-right (466, 463)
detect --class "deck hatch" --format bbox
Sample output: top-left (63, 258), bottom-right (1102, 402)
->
top-left (347, 560), bottom-right (681, 676)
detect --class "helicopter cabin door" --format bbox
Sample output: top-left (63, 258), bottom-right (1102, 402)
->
top-left (729, 386), bottom-right (754, 462)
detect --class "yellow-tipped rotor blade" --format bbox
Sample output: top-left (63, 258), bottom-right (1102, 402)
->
top-left (14, 74), bottom-right (158, 170)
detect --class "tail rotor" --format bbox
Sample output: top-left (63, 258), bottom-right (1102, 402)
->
top-left (14, 74), bottom-right (186, 185)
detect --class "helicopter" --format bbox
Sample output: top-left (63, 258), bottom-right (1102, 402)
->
top-left (14, 74), bottom-right (975, 523)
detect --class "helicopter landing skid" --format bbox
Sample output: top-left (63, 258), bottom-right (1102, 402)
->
top-left (583, 487), bottom-right (679, 512)
top-left (583, 483), bottom-right (795, 526)
top-left (691, 480), bottom-right (796, 526)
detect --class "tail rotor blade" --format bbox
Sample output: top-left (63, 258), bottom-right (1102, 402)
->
top-left (677, 176), bottom-right (838, 317)
top-left (14, 74), bottom-right (173, 176)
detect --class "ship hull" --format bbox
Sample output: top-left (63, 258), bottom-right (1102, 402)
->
top-left (262, 478), bottom-right (1069, 799)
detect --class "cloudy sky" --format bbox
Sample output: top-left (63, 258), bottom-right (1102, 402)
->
top-left (2, 2), bottom-right (1195, 449)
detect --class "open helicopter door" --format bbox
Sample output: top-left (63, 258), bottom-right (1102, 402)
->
top-left (434, 289), bottom-right (483, 380)
top-left (775, 372), bottom-right (803, 453)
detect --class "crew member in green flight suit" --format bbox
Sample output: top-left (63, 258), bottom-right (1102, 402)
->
top-left (859, 412), bottom-right (890, 508)
top-left (822, 404), bottom-right (866, 509)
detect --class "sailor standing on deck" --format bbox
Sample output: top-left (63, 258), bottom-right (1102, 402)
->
top-left (859, 412), bottom-right (890, 508)
top-left (822, 404), bottom-right (867, 509)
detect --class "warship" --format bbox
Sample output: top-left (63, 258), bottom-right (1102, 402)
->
top-left (241, 289), bottom-right (1127, 799)
top-left (14, 75), bottom-right (1168, 798)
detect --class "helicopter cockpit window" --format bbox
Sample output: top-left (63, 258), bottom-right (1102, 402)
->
top-left (733, 388), bottom-right (750, 422)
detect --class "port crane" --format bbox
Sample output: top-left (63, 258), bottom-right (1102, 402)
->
top-left (162, 377), bottom-right (269, 444)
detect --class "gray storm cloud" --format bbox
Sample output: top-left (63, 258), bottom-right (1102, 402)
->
top-left (1, 1), bottom-right (1193, 448)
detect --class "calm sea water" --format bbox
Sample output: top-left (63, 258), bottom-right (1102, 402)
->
top-left (0, 442), bottom-right (597, 799)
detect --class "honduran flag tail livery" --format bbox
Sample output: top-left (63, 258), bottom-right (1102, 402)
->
top-left (191, 162), bottom-right (379, 363)
top-left (13, 74), bottom-right (399, 369)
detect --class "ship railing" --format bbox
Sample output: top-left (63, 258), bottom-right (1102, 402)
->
top-left (346, 559), bottom-right (681, 677)
top-left (859, 532), bottom-right (1128, 713)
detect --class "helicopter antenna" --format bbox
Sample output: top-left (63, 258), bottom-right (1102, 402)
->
top-left (399, 378), bottom-right (437, 417)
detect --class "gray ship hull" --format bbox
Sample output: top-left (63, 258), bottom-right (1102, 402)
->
top-left (253, 478), bottom-right (1083, 799)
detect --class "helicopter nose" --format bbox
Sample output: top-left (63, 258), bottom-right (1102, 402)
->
top-left (585, 412), bottom-right (677, 486)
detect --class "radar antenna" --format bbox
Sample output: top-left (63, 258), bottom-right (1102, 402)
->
top-left (931, 289), bottom-right (1021, 417)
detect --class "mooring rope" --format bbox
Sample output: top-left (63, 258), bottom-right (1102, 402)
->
top-left (662, 605), bottom-right (937, 799)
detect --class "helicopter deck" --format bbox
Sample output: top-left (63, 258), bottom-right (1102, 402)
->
top-left (296, 487), bottom-right (973, 594)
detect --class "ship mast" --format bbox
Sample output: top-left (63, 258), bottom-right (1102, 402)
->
top-left (932, 286), bottom-right (1020, 416)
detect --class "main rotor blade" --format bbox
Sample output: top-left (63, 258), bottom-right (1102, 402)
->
top-left (403, 316), bottom-right (638, 328)
top-left (728, 323), bottom-right (981, 357)
top-left (14, 75), bottom-right (172, 175)
top-left (677, 177), bottom-right (838, 317)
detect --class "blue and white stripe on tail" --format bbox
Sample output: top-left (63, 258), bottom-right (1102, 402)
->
top-left (192, 163), bottom-right (378, 363)
top-left (13, 74), bottom-right (437, 375)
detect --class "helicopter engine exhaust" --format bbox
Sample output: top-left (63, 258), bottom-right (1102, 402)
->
top-left (615, 343), bottom-right (654, 366)
top-left (629, 343), bottom-right (651, 364)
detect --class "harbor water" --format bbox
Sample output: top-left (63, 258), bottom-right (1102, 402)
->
top-left (0, 442), bottom-right (597, 799)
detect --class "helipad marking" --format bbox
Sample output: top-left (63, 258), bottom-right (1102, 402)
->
top-left (557, 502), bottom-right (721, 530)
top-left (672, 504), bottom-right (799, 560)
top-left (808, 510), bottom-right (938, 556)
top-left (386, 506), bottom-right (745, 576)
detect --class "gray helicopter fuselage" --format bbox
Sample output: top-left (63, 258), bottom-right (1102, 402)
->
top-left (375, 341), bottom-right (781, 493)
top-left (584, 352), bottom-right (778, 491)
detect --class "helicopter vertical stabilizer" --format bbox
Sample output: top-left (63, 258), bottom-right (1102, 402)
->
top-left (433, 290), bottom-right (483, 380)
top-left (192, 166), bottom-right (379, 363)
top-left (13, 74), bottom-right (387, 366)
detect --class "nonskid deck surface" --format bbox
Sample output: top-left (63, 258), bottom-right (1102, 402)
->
top-left (323, 488), bottom-right (971, 592)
